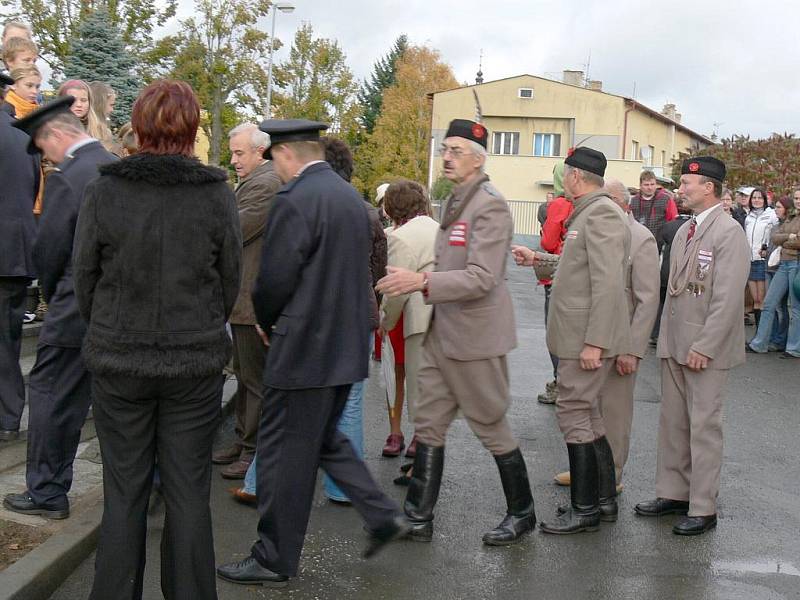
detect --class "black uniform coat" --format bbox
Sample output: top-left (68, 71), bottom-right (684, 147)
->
top-left (73, 153), bottom-right (241, 379)
top-left (0, 111), bottom-right (39, 279)
top-left (252, 161), bottom-right (371, 390)
top-left (34, 141), bottom-right (117, 348)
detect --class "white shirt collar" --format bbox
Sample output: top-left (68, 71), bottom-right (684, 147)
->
top-left (294, 160), bottom-right (325, 178)
top-left (694, 202), bottom-right (721, 227)
top-left (64, 137), bottom-right (97, 160)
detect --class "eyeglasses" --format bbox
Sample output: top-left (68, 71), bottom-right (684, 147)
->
top-left (439, 144), bottom-right (472, 158)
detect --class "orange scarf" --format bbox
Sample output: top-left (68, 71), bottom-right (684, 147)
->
top-left (5, 88), bottom-right (38, 118)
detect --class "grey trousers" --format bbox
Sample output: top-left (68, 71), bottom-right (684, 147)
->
top-left (0, 278), bottom-right (27, 431)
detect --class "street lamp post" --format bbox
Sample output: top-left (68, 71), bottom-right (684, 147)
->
top-left (265, 2), bottom-right (295, 119)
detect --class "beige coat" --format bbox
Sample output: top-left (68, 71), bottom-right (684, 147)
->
top-left (547, 189), bottom-right (632, 359)
top-left (657, 204), bottom-right (750, 369)
top-left (425, 174), bottom-right (516, 361)
top-left (229, 161), bottom-right (281, 325)
top-left (626, 214), bottom-right (661, 358)
top-left (381, 215), bottom-right (439, 337)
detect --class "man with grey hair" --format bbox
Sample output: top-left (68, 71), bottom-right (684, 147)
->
top-left (522, 147), bottom-right (631, 535)
top-left (377, 118), bottom-right (536, 547)
top-left (213, 123), bottom-right (281, 482)
top-left (551, 178), bottom-right (659, 490)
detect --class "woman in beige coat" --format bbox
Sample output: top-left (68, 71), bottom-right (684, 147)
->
top-left (380, 180), bottom-right (439, 478)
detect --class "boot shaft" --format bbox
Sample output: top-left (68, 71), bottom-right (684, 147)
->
top-left (404, 442), bottom-right (444, 522)
top-left (493, 447), bottom-right (535, 516)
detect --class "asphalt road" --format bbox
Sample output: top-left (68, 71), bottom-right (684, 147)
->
top-left (52, 240), bottom-right (800, 600)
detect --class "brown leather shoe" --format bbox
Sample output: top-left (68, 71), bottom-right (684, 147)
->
top-left (212, 445), bottom-right (241, 465)
top-left (382, 433), bottom-right (405, 457)
top-left (554, 470), bottom-right (570, 486)
top-left (221, 459), bottom-right (251, 479)
top-left (228, 487), bottom-right (257, 507)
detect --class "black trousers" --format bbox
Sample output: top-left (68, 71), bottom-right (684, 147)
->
top-left (26, 344), bottom-right (91, 506)
top-left (0, 278), bottom-right (28, 431)
top-left (250, 385), bottom-right (400, 577)
top-left (230, 324), bottom-right (267, 459)
top-left (544, 283), bottom-right (558, 379)
top-left (89, 373), bottom-right (223, 600)
top-left (652, 284), bottom-right (668, 339)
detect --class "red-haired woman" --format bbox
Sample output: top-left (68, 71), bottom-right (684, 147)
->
top-left (73, 80), bottom-right (241, 600)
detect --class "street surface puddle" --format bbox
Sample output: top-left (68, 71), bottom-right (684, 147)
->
top-left (714, 560), bottom-right (800, 577)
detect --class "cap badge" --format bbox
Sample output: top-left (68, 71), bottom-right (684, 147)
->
top-left (689, 162), bottom-right (700, 172)
top-left (471, 123), bottom-right (485, 139)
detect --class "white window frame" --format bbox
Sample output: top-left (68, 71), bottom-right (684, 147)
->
top-left (630, 140), bottom-right (639, 161)
top-left (492, 131), bottom-right (520, 155)
top-left (533, 133), bottom-right (561, 157)
top-left (518, 88), bottom-right (534, 99)
top-left (641, 145), bottom-right (654, 166)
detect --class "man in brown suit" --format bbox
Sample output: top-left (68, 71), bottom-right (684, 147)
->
top-left (525, 148), bottom-right (631, 535)
top-left (376, 119), bottom-right (536, 547)
top-left (543, 179), bottom-right (660, 490)
top-left (213, 124), bottom-right (280, 479)
top-left (636, 157), bottom-right (749, 536)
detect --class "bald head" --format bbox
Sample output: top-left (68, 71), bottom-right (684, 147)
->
top-left (605, 179), bottom-right (630, 212)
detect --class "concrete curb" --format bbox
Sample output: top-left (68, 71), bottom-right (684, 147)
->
top-left (0, 376), bottom-right (238, 599)
top-left (1, 488), bottom-right (103, 600)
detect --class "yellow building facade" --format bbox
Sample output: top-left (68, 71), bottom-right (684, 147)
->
top-left (429, 74), bottom-right (712, 233)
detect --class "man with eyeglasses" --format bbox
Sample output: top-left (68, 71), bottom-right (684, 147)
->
top-left (377, 118), bottom-right (536, 547)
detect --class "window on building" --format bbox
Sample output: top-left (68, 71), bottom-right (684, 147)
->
top-left (492, 131), bottom-right (520, 155)
top-left (630, 140), bottom-right (639, 161)
top-left (641, 145), bottom-right (654, 166)
top-left (533, 133), bottom-right (561, 157)
top-left (661, 150), bottom-right (667, 167)
top-left (518, 88), bottom-right (533, 99)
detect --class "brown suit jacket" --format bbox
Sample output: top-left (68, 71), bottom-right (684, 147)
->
top-left (657, 204), bottom-right (750, 369)
top-left (547, 189), bottom-right (632, 359)
top-left (425, 175), bottom-right (516, 361)
top-left (229, 161), bottom-right (281, 325)
top-left (626, 214), bottom-right (661, 358)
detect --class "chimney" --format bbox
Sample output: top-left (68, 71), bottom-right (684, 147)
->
top-left (675, 113), bottom-right (682, 123)
top-left (588, 80), bottom-right (602, 91)
top-left (562, 70), bottom-right (584, 87)
top-left (661, 103), bottom-right (677, 120)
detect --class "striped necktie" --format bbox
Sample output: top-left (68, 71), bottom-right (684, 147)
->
top-left (685, 217), bottom-right (697, 247)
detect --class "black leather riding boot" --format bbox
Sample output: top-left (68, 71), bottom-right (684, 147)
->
top-left (482, 448), bottom-right (536, 546)
top-left (594, 436), bottom-right (619, 522)
top-left (403, 442), bottom-right (444, 542)
top-left (540, 442), bottom-right (600, 535)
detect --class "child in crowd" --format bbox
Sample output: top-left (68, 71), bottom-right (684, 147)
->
top-left (2, 65), bottom-right (40, 118)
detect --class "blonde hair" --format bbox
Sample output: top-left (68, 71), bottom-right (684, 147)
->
top-left (10, 64), bottom-right (40, 82)
top-left (57, 79), bottom-right (109, 142)
top-left (3, 36), bottom-right (37, 63)
top-left (89, 81), bottom-right (115, 121)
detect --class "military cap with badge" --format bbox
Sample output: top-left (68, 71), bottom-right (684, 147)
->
top-left (12, 95), bottom-right (76, 153)
top-left (258, 118), bottom-right (328, 159)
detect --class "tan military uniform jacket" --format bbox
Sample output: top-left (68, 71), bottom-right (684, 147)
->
top-left (547, 189), bottom-right (632, 359)
top-left (381, 215), bottom-right (439, 337)
top-left (657, 204), bottom-right (750, 369)
top-left (626, 214), bottom-right (661, 358)
top-left (425, 174), bottom-right (516, 361)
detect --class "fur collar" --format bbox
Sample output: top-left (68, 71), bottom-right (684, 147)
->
top-left (99, 153), bottom-right (229, 185)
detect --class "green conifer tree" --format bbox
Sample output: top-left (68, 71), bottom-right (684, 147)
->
top-left (357, 35), bottom-right (408, 134)
top-left (63, 10), bottom-right (139, 128)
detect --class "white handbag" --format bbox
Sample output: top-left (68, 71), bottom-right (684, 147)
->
top-left (768, 246), bottom-right (782, 268)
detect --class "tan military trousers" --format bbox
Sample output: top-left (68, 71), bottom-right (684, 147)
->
top-left (403, 333), bottom-right (425, 423)
top-left (598, 370), bottom-right (637, 483)
top-left (656, 358), bottom-right (727, 516)
top-left (414, 327), bottom-right (517, 456)
top-left (556, 358), bottom-right (615, 444)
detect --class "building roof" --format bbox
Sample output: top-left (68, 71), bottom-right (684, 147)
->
top-left (429, 74), bottom-right (713, 145)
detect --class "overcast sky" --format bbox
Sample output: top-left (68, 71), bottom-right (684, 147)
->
top-left (179, 0), bottom-right (796, 140)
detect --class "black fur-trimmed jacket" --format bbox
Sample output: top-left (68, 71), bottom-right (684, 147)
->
top-left (73, 153), bottom-right (242, 378)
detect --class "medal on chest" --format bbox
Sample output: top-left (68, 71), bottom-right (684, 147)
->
top-left (449, 221), bottom-right (467, 246)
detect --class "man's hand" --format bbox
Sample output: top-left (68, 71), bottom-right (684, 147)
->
top-left (686, 349), bottom-right (709, 371)
top-left (376, 266), bottom-right (425, 297)
top-left (615, 354), bottom-right (640, 376)
top-left (511, 245), bottom-right (538, 266)
top-left (255, 324), bottom-right (270, 347)
top-left (579, 344), bottom-right (603, 370)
